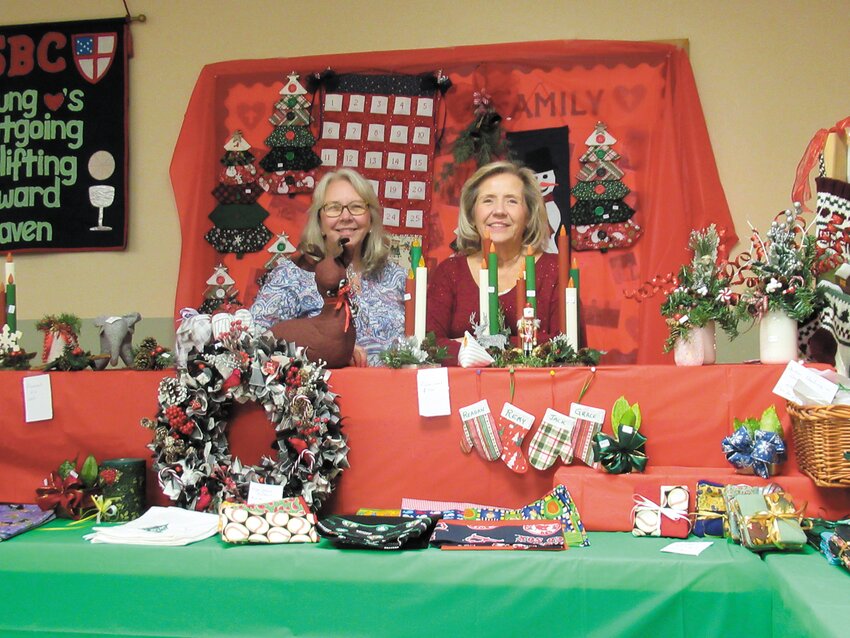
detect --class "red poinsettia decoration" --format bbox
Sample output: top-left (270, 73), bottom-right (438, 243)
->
top-left (99, 467), bottom-right (119, 486)
top-left (35, 472), bottom-right (96, 520)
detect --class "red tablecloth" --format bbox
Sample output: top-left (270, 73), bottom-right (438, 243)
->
top-left (3, 365), bottom-right (848, 520)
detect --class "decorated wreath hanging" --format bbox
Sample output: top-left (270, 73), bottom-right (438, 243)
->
top-left (142, 321), bottom-right (348, 512)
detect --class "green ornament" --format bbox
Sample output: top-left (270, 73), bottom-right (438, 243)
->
top-left (80, 454), bottom-right (99, 488)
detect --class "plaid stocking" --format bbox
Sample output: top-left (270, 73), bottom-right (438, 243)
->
top-left (498, 403), bottom-right (535, 474)
top-left (458, 400), bottom-right (502, 461)
top-left (528, 408), bottom-right (577, 471)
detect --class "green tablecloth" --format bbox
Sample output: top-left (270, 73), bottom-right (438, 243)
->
top-left (765, 545), bottom-right (850, 638)
top-left (0, 520), bottom-right (773, 638)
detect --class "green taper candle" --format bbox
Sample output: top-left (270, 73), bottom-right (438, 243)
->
top-left (488, 243), bottom-right (500, 335)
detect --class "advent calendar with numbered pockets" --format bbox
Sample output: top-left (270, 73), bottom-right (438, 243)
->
top-left (316, 73), bottom-right (441, 258)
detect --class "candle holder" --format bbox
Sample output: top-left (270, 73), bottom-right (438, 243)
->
top-left (98, 458), bottom-right (147, 522)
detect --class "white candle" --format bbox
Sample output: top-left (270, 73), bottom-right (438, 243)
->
top-left (414, 261), bottom-right (427, 343)
top-left (478, 261), bottom-right (489, 335)
top-left (565, 283), bottom-right (578, 350)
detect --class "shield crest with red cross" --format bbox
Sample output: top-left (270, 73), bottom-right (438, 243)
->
top-left (72, 32), bottom-right (117, 84)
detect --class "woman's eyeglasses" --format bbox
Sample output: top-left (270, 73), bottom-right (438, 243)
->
top-left (321, 202), bottom-right (369, 217)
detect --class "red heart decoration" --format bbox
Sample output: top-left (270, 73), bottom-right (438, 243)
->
top-left (613, 85), bottom-right (646, 112)
top-left (43, 92), bottom-right (65, 111)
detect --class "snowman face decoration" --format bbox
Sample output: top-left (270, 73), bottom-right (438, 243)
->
top-left (533, 169), bottom-right (557, 197)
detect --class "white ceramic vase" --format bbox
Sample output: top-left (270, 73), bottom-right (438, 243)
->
top-left (673, 330), bottom-right (704, 366)
top-left (697, 321), bottom-right (717, 365)
top-left (759, 309), bottom-right (798, 364)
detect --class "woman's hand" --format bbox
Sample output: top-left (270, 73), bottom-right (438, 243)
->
top-left (349, 345), bottom-right (368, 368)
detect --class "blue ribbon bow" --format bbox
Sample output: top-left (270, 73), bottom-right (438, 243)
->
top-left (721, 426), bottom-right (785, 478)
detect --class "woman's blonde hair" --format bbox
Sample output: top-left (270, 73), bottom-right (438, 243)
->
top-left (298, 169), bottom-right (390, 275)
top-left (455, 160), bottom-right (549, 255)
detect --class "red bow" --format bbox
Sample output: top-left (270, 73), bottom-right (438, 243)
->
top-left (40, 325), bottom-right (79, 363)
top-left (334, 282), bottom-right (353, 333)
top-left (792, 116), bottom-right (850, 210)
top-left (35, 473), bottom-right (94, 519)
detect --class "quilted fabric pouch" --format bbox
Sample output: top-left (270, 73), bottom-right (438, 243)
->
top-left (219, 497), bottom-right (318, 544)
top-left (317, 515), bottom-right (436, 550)
top-left (430, 519), bottom-right (565, 550)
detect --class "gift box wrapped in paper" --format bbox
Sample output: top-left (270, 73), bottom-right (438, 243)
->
top-left (693, 480), bottom-right (726, 538)
top-left (827, 524), bottom-right (850, 571)
top-left (730, 491), bottom-right (807, 552)
top-left (632, 484), bottom-right (690, 538)
top-left (722, 483), bottom-right (785, 541)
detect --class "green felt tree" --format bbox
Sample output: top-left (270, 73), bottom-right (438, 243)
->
top-left (570, 122), bottom-right (642, 252)
top-left (205, 132), bottom-right (273, 259)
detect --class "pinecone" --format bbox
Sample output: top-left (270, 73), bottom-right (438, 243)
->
top-left (140, 337), bottom-right (158, 351)
top-left (134, 351), bottom-right (153, 370)
top-left (158, 377), bottom-right (189, 406)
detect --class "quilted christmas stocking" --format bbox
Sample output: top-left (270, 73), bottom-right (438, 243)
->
top-left (528, 408), bottom-right (576, 471)
top-left (815, 177), bottom-right (850, 258)
top-left (458, 400), bottom-right (502, 461)
top-left (497, 403), bottom-right (535, 474)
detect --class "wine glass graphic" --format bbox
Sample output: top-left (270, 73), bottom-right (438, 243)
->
top-left (89, 185), bottom-right (115, 231)
top-left (88, 150), bottom-right (116, 232)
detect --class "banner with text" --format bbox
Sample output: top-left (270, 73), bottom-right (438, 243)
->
top-left (0, 17), bottom-right (128, 252)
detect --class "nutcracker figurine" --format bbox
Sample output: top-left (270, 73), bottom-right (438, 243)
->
top-left (517, 303), bottom-right (539, 356)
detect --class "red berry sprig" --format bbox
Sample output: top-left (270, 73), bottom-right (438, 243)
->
top-left (164, 405), bottom-right (193, 436)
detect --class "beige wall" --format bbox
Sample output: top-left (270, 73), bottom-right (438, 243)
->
top-left (1, 0), bottom-right (847, 358)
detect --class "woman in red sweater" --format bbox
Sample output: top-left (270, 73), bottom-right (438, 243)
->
top-left (426, 161), bottom-right (559, 365)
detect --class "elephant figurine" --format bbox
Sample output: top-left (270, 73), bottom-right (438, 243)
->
top-left (174, 309), bottom-right (212, 368)
top-left (93, 312), bottom-right (142, 370)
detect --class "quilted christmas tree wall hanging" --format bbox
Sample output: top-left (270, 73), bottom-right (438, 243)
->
top-left (199, 263), bottom-right (242, 314)
top-left (205, 132), bottom-right (273, 259)
top-left (571, 122), bottom-right (643, 252)
top-left (259, 73), bottom-right (322, 197)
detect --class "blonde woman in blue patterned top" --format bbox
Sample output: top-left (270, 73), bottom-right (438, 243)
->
top-left (251, 169), bottom-right (406, 366)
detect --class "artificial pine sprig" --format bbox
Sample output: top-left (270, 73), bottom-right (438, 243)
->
top-left (36, 313), bottom-right (82, 336)
top-left (379, 333), bottom-right (448, 368)
top-left (438, 90), bottom-right (509, 187)
top-left (493, 335), bottom-right (603, 368)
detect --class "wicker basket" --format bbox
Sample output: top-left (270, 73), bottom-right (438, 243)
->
top-left (787, 401), bottom-right (850, 487)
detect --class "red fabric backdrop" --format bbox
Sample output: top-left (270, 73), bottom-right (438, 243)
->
top-left (170, 40), bottom-right (736, 363)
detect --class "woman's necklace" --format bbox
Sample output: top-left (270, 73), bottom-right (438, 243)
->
top-left (345, 264), bottom-right (362, 297)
